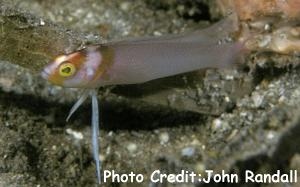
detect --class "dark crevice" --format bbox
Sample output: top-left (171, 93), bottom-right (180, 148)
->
top-left (249, 53), bottom-right (300, 87)
top-left (0, 89), bottom-right (204, 132)
top-left (145, 0), bottom-right (211, 22)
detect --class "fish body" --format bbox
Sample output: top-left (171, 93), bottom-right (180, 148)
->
top-left (41, 16), bottom-right (245, 184)
top-left (42, 17), bottom-right (244, 88)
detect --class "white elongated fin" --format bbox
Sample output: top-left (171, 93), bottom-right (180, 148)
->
top-left (90, 89), bottom-right (101, 184)
top-left (66, 90), bottom-right (89, 122)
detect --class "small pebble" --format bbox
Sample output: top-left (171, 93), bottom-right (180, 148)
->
top-left (159, 132), bottom-right (169, 144)
top-left (39, 18), bottom-right (45, 26)
top-left (195, 163), bottom-right (206, 174)
top-left (211, 119), bottom-right (230, 132)
top-left (252, 92), bottom-right (264, 108)
top-left (181, 147), bottom-right (196, 157)
top-left (66, 128), bottom-right (83, 140)
top-left (266, 131), bottom-right (275, 140)
top-left (211, 119), bottom-right (222, 131)
top-left (127, 143), bottom-right (137, 153)
top-left (120, 2), bottom-right (131, 11)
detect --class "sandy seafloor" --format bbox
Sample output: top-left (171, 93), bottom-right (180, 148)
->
top-left (0, 0), bottom-right (300, 187)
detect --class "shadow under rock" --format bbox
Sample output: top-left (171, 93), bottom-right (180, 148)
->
top-left (0, 89), bottom-right (205, 132)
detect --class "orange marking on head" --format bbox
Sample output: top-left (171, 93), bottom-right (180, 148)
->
top-left (46, 51), bottom-right (87, 86)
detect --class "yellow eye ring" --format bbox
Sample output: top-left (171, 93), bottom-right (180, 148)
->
top-left (59, 62), bottom-right (76, 77)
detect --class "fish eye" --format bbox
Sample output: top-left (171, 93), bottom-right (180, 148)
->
top-left (59, 62), bottom-right (76, 77)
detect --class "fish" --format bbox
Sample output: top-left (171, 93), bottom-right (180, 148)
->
top-left (41, 16), bottom-right (246, 184)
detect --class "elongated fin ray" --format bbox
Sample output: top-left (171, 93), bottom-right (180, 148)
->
top-left (66, 90), bottom-right (89, 122)
top-left (91, 90), bottom-right (101, 184)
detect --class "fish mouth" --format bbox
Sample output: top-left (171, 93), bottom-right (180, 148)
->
top-left (41, 69), bottom-right (50, 79)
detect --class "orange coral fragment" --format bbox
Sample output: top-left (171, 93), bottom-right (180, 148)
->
top-left (217, 0), bottom-right (300, 55)
top-left (217, 0), bottom-right (300, 20)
